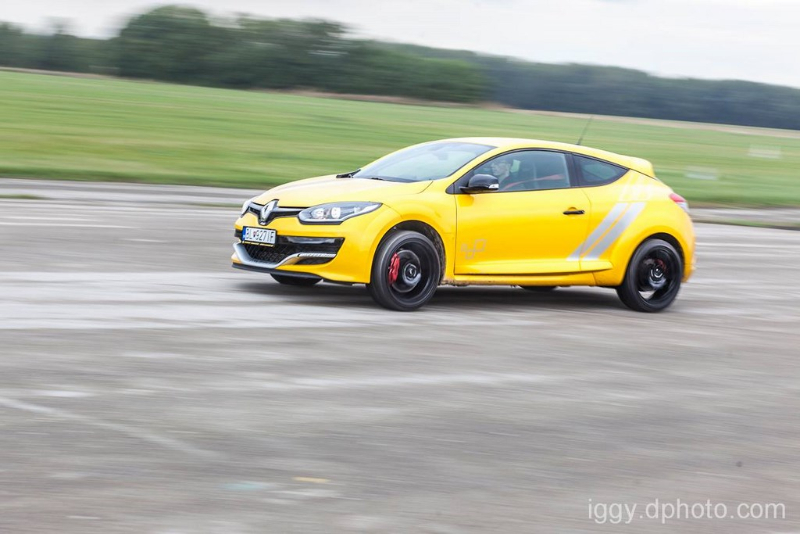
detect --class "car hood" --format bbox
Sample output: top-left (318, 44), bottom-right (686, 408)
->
top-left (254, 175), bottom-right (433, 207)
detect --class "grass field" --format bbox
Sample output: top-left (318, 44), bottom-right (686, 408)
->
top-left (1, 70), bottom-right (799, 205)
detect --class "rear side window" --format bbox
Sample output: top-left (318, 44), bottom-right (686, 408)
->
top-left (574, 155), bottom-right (627, 186)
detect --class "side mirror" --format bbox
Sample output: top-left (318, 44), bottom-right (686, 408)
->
top-left (460, 174), bottom-right (499, 194)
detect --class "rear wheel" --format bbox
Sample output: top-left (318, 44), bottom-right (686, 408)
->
top-left (616, 239), bottom-right (682, 312)
top-left (367, 231), bottom-right (441, 311)
top-left (271, 273), bottom-right (320, 286)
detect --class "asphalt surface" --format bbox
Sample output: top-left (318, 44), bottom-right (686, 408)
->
top-left (1, 182), bottom-right (799, 533)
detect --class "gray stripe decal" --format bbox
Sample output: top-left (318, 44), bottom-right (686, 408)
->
top-left (583, 202), bottom-right (646, 261)
top-left (567, 202), bottom-right (627, 261)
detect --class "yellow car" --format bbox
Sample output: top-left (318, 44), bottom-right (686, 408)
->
top-left (232, 138), bottom-right (695, 312)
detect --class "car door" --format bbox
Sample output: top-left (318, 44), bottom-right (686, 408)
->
top-left (454, 150), bottom-right (591, 275)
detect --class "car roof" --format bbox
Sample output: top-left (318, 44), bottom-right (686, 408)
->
top-left (440, 137), bottom-right (655, 177)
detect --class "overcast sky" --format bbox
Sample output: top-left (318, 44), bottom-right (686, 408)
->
top-left (5, 0), bottom-right (799, 88)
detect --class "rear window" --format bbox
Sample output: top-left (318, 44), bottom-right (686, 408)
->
top-left (575, 155), bottom-right (627, 186)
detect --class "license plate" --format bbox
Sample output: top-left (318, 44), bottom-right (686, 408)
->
top-left (242, 227), bottom-right (276, 245)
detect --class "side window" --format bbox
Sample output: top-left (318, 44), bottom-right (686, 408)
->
top-left (469, 150), bottom-right (571, 192)
top-left (574, 155), bottom-right (627, 186)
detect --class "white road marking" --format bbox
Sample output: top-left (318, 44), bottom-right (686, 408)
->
top-left (258, 373), bottom-right (561, 391)
top-left (698, 242), bottom-right (800, 249)
top-left (0, 202), bottom-right (234, 216)
top-left (0, 311), bottom-right (538, 330)
top-left (0, 272), bottom-right (236, 282)
top-left (44, 208), bottom-right (234, 216)
top-left (0, 216), bottom-right (95, 222)
top-left (0, 222), bottom-right (133, 228)
top-left (54, 373), bottom-right (594, 398)
top-left (0, 396), bottom-right (218, 459)
top-left (32, 390), bottom-right (95, 398)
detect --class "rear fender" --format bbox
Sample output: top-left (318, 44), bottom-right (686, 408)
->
top-left (593, 207), bottom-right (694, 286)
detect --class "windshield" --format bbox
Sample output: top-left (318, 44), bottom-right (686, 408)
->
top-left (353, 141), bottom-right (494, 182)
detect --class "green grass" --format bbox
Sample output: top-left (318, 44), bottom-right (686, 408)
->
top-left (1, 70), bottom-right (799, 205)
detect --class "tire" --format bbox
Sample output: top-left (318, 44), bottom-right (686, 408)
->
top-left (616, 238), bottom-right (682, 312)
top-left (519, 286), bottom-right (556, 292)
top-left (366, 230), bottom-right (441, 311)
top-left (271, 273), bottom-right (320, 286)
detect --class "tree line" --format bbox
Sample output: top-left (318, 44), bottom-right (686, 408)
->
top-left (2, 5), bottom-right (799, 129)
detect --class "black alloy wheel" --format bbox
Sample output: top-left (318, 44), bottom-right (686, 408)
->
top-left (616, 238), bottom-right (682, 312)
top-left (367, 230), bottom-right (441, 311)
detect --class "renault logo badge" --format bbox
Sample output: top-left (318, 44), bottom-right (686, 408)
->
top-left (259, 200), bottom-right (278, 225)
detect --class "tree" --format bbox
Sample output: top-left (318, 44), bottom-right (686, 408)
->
top-left (117, 6), bottom-right (217, 83)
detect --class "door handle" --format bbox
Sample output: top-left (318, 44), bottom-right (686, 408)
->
top-left (563, 209), bottom-right (585, 215)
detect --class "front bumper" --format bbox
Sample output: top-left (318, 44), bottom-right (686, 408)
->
top-left (231, 236), bottom-right (342, 281)
top-left (231, 248), bottom-right (327, 280)
top-left (231, 206), bottom-right (398, 283)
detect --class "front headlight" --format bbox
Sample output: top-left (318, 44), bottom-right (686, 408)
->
top-left (298, 202), bottom-right (381, 224)
top-left (240, 196), bottom-right (259, 216)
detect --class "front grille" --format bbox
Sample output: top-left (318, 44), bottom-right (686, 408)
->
top-left (247, 203), bottom-right (304, 225)
top-left (243, 237), bottom-right (343, 265)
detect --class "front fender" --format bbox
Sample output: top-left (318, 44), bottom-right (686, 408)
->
top-left (378, 193), bottom-right (457, 282)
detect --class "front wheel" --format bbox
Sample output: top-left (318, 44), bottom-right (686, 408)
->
top-left (616, 239), bottom-right (682, 312)
top-left (271, 273), bottom-right (320, 286)
top-left (366, 230), bottom-right (441, 311)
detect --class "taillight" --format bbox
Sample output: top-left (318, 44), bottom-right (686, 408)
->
top-left (670, 193), bottom-right (689, 214)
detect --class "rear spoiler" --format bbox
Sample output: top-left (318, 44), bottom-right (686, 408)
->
top-left (624, 156), bottom-right (656, 178)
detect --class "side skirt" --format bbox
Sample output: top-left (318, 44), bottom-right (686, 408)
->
top-left (444, 272), bottom-right (597, 287)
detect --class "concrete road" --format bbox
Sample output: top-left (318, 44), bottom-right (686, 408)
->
top-left (1, 185), bottom-right (799, 533)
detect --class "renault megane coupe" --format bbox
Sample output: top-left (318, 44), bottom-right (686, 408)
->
top-left (232, 138), bottom-right (695, 311)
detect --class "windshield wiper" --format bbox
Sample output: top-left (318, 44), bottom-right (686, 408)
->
top-left (336, 168), bottom-right (361, 178)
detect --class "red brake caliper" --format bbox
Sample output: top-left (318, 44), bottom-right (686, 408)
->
top-left (387, 253), bottom-right (400, 285)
